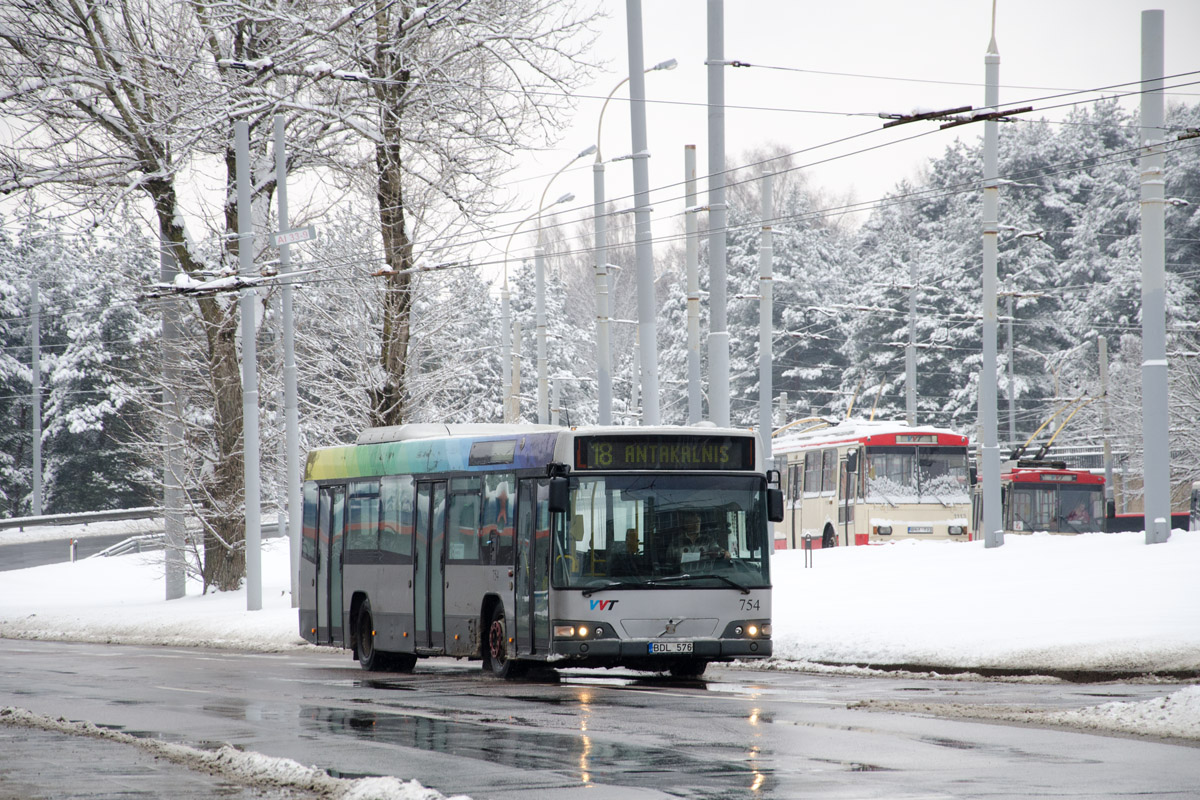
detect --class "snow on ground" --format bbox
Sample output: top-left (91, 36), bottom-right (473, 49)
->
top-left (2, 527), bottom-right (1199, 797)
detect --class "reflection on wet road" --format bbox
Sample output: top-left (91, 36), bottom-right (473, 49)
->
top-left (1, 641), bottom-right (1197, 800)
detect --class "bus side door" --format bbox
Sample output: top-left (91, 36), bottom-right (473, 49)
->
top-left (515, 478), bottom-right (551, 656)
top-left (414, 480), bottom-right (447, 653)
top-left (316, 484), bottom-right (346, 646)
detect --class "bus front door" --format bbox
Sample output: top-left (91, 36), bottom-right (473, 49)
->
top-left (515, 479), bottom-right (551, 656)
top-left (414, 480), bottom-right (447, 653)
top-left (316, 485), bottom-right (345, 646)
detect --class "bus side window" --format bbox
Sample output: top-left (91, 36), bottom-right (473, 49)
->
top-left (346, 481), bottom-right (381, 552)
top-left (302, 481), bottom-right (319, 563)
top-left (483, 473), bottom-right (516, 566)
top-left (448, 477), bottom-right (482, 562)
top-left (821, 449), bottom-right (836, 494)
top-left (380, 475), bottom-right (414, 561)
top-left (803, 452), bottom-right (821, 495)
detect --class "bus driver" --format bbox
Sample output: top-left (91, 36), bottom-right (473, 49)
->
top-left (669, 511), bottom-right (727, 563)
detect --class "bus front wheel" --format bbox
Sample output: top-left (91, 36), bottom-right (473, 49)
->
top-left (484, 605), bottom-right (525, 679)
top-left (355, 600), bottom-right (383, 671)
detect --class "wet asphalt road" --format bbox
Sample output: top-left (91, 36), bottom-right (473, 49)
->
top-left (1, 639), bottom-right (1197, 799)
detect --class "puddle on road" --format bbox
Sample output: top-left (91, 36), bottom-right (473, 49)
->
top-left (300, 704), bottom-right (778, 797)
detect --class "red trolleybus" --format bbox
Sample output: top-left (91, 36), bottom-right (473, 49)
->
top-left (773, 419), bottom-right (972, 549)
top-left (300, 424), bottom-right (782, 678)
top-left (988, 460), bottom-right (1105, 534)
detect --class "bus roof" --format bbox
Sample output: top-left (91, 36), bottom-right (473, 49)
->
top-left (306, 424), bottom-right (764, 481)
top-left (772, 418), bottom-right (969, 452)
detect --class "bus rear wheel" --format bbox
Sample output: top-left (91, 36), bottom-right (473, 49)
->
top-left (483, 605), bottom-right (525, 679)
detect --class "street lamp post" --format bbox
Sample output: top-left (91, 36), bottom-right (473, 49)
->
top-left (592, 58), bottom-right (675, 426)
top-left (502, 146), bottom-right (594, 424)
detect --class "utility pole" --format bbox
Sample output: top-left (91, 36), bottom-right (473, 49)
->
top-left (906, 256), bottom-right (917, 426)
top-left (1140, 9), bottom-right (1170, 545)
top-left (758, 173), bottom-right (774, 467)
top-left (1099, 336), bottom-right (1115, 518)
top-left (275, 112), bottom-right (302, 607)
top-left (685, 145), bottom-right (703, 425)
top-left (30, 278), bottom-right (41, 517)
top-left (161, 225), bottom-right (186, 601)
top-left (980, 4), bottom-right (1003, 549)
top-left (236, 120), bottom-right (262, 611)
top-left (626, 0), bottom-right (660, 425)
top-left (706, 0), bottom-right (730, 427)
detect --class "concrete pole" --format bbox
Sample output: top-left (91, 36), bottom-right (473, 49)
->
top-left (906, 257), bottom-right (917, 426)
top-left (552, 376), bottom-right (562, 426)
top-left (236, 120), bottom-right (262, 610)
top-left (1099, 336), bottom-right (1115, 517)
top-left (1006, 292), bottom-right (1016, 448)
top-left (758, 174), bottom-right (774, 465)
top-left (706, 0), bottom-right (730, 427)
top-left (980, 15), bottom-right (1004, 549)
top-left (593, 160), bottom-right (613, 426)
top-left (1140, 9), bottom-right (1170, 544)
top-left (685, 145), bottom-right (703, 425)
top-left (30, 278), bottom-right (41, 516)
top-left (501, 284), bottom-right (513, 422)
top-left (535, 242), bottom-right (548, 425)
top-left (161, 225), bottom-right (186, 601)
top-left (625, 0), bottom-right (660, 425)
top-left (509, 316), bottom-right (522, 422)
top-left (275, 114), bottom-right (302, 608)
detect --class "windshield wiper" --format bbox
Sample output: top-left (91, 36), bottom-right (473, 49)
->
top-left (649, 573), bottom-right (751, 595)
top-left (581, 581), bottom-right (643, 597)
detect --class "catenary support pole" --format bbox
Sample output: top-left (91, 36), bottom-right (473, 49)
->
top-left (980, 8), bottom-right (1004, 548)
top-left (30, 278), bottom-right (41, 517)
top-left (593, 158), bottom-right (612, 425)
top-left (1099, 336), bottom-right (1115, 517)
top-left (706, 0), bottom-right (730, 427)
top-left (626, 0), bottom-right (660, 425)
top-left (161, 225), bottom-right (186, 601)
top-left (906, 254), bottom-right (917, 426)
top-left (758, 174), bottom-right (774, 466)
top-left (685, 145), bottom-right (703, 425)
top-left (535, 242), bottom-right (548, 425)
top-left (1140, 9), bottom-right (1170, 545)
top-left (275, 114), bottom-right (302, 607)
top-left (236, 120), bottom-right (262, 610)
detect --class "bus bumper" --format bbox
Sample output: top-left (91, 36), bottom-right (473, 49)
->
top-left (551, 638), bottom-right (771, 660)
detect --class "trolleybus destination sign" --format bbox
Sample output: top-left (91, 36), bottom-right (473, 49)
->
top-left (574, 434), bottom-right (755, 471)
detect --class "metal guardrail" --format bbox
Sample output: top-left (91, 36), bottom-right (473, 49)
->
top-left (0, 507), bottom-right (160, 531)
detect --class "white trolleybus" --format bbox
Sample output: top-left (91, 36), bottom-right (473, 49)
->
top-left (773, 419), bottom-right (972, 549)
top-left (300, 424), bottom-right (783, 678)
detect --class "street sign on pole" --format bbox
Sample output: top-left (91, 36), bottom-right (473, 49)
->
top-left (273, 225), bottom-right (316, 248)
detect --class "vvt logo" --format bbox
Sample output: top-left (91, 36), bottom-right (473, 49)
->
top-left (589, 599), bottom-right (619, 611)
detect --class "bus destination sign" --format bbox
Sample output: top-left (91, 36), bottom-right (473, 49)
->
top-left (574, 435), bottom-right (754, 471)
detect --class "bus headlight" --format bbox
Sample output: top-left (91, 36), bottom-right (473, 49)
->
top-left (554, 625), bottom-right (576, 638)
top-left (747, 624), bottom-right (759, 637)
top-left (875, 525), bottom-right (892, 536)
top-left (948, 525), bottom-right (965, 535)
top-left (553, 621), bottom-right (609, 639)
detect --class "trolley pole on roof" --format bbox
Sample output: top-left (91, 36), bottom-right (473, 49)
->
top-left (979, 6), bottom-right (1004, 549)
top-left (236, 119), bottom-right (263, 610)
top-left (1140, 10), bottom-right (1170, 545)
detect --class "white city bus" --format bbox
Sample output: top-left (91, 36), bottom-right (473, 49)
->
top-left (773, 419), bottom-right (972, 548)
top-left (300, 424), bottom-right (783, 678)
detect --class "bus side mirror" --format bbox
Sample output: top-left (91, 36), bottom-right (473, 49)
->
top-left (845, 451), bottom-right (858, 473)
top-left (549, 477), bottom-right (570, 513)
top-left (767, 488), bottom-right (784, 523)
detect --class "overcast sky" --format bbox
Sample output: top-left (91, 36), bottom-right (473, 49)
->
top-left (495, 0), bottom-right (1200, 258)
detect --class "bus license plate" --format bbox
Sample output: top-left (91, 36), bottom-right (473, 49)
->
top-left (648, 641), bottom-right (693, 654)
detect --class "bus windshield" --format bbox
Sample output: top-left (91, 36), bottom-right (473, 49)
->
top-left (554, 474), bottom-right (771, 590)
top-left (865, 445), bottom-right (970, 504)
top-left (1010, 483), bottom-right (1104, 533)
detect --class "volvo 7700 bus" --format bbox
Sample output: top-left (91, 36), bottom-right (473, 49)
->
top-left (300, 424), bottom-right (783, 678)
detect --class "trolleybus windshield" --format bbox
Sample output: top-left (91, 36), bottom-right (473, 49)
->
top-left (554, 474), bottom-right (771, 590)
top-left (1010, 482), bottom-right (1104, 533)
top-left (865, 445), bottom-right (970, 504)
